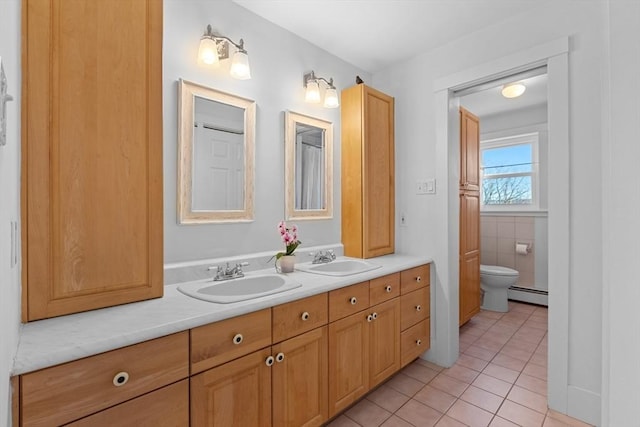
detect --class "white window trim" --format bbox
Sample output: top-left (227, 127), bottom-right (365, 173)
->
top-left (480, 132), bottom-right (540, 212)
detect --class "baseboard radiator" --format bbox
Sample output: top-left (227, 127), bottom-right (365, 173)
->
top-left (508, 285), bottom-right (548, 306)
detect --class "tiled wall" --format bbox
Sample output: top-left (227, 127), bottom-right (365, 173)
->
top-left (480, 216), bottom-right (539, 287)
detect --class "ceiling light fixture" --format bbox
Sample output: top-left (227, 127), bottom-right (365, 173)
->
top-left (304, 71), bottom-right (339, 108)
top-left (198, 25), bottom-right (251, 80)
top-left (501, 82), bottom-right (526, 98)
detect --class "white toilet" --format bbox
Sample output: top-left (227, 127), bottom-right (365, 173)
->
top-left (480, 265), bottom-right (519, 312)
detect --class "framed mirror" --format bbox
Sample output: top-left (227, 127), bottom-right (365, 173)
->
top-left (285, 111), bottom-right (333, 220)
top-left (178, 79), bottom-right (255, 223)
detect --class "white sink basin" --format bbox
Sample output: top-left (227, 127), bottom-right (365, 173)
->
top-left (178, 274), bottom-right (301, 303)
top-left (295, 258), bottom-right (381, 276)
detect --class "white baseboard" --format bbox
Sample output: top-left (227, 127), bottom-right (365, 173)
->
top-left (508, 286), bottom-right (548, 306)
top-left (568, 385), bottom-right (601, 426)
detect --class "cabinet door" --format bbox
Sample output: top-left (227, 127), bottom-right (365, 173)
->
top-left (460, 107), bottom-right (480, 190)
top-left (363, 86), bottom-right (395, 258)
top-left (369, 299), bottom-right (401, 388)
top-left (328, 310), bottom-right (370, 417)
top-left (22, 0), bottom-right (163, 320)
top-left (272, 327), bottom-right (328, 427)
top-left (191, 348), bottom-right (272, 427)
top-left (460, 191), bottom-right (481, 325)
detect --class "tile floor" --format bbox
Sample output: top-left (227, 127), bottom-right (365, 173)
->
top-left (326, 301), bottom-right (592, 427)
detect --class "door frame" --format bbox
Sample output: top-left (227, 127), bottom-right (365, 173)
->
top-left (430, 37), bottom-right (570, 413)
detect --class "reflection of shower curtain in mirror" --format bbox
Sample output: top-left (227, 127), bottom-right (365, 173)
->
top-left (298, 144), bottom-right (324, 209)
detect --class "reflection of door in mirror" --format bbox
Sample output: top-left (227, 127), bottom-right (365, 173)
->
top-left (295, 123), bottom-right (325, 210)
top-left (192, 96), bottom-right (245, 211)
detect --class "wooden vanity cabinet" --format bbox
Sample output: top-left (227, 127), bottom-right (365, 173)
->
top-left (22, 0), bottom-right (164, 321)
top-left (368, 298), bottom-right (401, 388)
top-left (341, 84), bottom-right (395, 258)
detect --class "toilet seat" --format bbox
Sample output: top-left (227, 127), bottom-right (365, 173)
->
top-left (480, 265), bottom-right (518, 277)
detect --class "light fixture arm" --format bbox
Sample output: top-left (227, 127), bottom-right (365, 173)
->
top-left (304, 71), bottom-right (336, 89)
top-left (202, 24), bottom-right (248, 56)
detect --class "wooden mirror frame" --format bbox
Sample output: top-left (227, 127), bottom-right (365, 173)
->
top-left (284, 111), bottom-right (333, 220)
top-left (177, 79), bottom-right (256, 223)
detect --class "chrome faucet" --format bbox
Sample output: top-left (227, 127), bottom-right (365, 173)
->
top-left (311, 250), bottom-right (336, 264)
top-left (208, 262), bottom-right (250, 281)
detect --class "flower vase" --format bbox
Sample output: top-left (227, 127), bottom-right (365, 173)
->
top-left (276, 255), bottom-right (296, 273)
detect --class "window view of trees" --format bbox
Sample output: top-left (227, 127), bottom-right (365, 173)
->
top-left (481, 141), bottom-right (535, 206)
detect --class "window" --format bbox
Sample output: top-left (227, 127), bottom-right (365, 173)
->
top-left (480, 133), bottom-right (539, 210)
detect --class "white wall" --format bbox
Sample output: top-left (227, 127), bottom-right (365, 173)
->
top-left (163, 0), bottom-right (369, 263)
top-left (0, 0), bottom-right (22, 424)
top-left (373, 1), bottom-right (605, 424)
top-left (602, 1), bottom-right (640, 425)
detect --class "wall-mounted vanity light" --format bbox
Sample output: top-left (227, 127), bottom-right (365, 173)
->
top-left (198, 25), bottom-right (251, 80)
top-left (304, 71), bottom-right (339, 108)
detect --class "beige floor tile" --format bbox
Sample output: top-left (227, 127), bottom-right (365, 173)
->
top-left (472, 374), bottom-right (513, 397)
top-left (497, 400), bottom-right (545, 427)
top-left (396, 399), bottom-right (443, 427)
top-left (456, 354), bottom-right (490, 372)
top-left (507, 386), bottom-right (547, 414)
top-left (528, 352), bottom-right (547, 367)
top-left (446, 399), bottom-right (493, 427)
top-left (367, 384), bottom-right (412, 413)
top-left (475, 338), bottom-right (506, 353)
top-left (465, 345), bottom-right (498, 362)
top-left (477, 310), bottom-right (504, 320)
top-left (489, 416), bottom-right (520, 427)
top-left (482, 363), bottom-right (520, 384)
top-left (430, 373), bottom-right (470, 397)
top-left (522, 362), bottom-right (547, 380)
top-left (402, 363), bottom-right (440, 384)
top-left (542, 416), bottom-right (571, 426)
top-left (504, 338), bottom-right (538, 353)
top-left (492, 353), bottom-right (527, 372)
top-left (346, 399), bottom-right (392, 427)
top-left (515, 374), bottom-right (547, 396)
top-left (460, 385), bottom-right (504, 414)
top-left (546, 409), bottom-right (593, 427)
top-left (435, 415), bottom-right (468, 427)
top-left (386, 373), bottom-right (425, 397)
top-left (443, 364), bottom-right (481, 384)
top-left (413, 385), bottom-right (458, 413)
top-left (326, 414), bottom-right (362, 427)
top-left (381, 415), bottom-right (415, 427)
top-left (414, 359), bottom-right (445, 372)
top-left (499, 346), bottom-right (534, 362)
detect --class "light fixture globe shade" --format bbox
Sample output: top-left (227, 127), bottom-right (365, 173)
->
top-left (501, 83), bottom-right (526, 98)
top-left (324, 87), bottom-right (340, 108)
top-left (305, 80), bottom-right (321, 103)
top-left (198, 37), bottom-right (219, 65)
top-left (230, 50), bottom-right (251, 80)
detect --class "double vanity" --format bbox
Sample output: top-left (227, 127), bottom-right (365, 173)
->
top-left (12, 255), bottom-right (431, 426)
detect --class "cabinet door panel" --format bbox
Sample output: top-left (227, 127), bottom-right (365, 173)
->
top-left (328, 310), bottom-right (369, 416)
top-left (273, 327), bottom-right (328, 427)
top-left (191, 348), bottom-right (272, 427)
top-left (369, 299), bottom-right (401, 387)
top-left (23, 0), bottom-right (163, 320)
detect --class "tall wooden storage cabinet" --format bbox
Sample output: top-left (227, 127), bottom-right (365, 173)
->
top-left (22, 0), bottom-right (164, 321)
top-left (341, 84), bottom-right (395, 258)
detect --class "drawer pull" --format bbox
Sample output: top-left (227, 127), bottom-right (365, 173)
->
top-left (367, 314), bottom-right (373, 322)
top-left (275, 352), bottom-right (285, 363)
top-left (372, 312), bottom-right (378, 320)
top-left (385, 285), bottom-right (392, 293)
top-left (301, 311), bottom-right (310, 321)
top-left (265, 356), bottom-right (275, 366)
top-left (416, 305), bottom-right (422, 312)
top-left (416, 339), bottom-right (422, 346)
top-left (350, 297), bottom-right (357, 305)
top-left (112, 371), bottom-right (129, 387)
top-left (232, 333), bottom-right (244, 345)
top-left (416, 276), bottom-right (422, 283)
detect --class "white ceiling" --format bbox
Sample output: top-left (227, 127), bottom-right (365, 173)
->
top-left (233, 0), bottom-right (554, 74)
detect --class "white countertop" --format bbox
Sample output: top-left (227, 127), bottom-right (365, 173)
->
top-left (12, 254), bottom-right (431, 375)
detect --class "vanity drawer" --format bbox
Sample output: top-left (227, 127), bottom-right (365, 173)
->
top-left (369, 273), bottom-right (400, 306)
top-left (400, 264), bottom-right (430, 295)
top-left (273, 293), bottom-right (328, 343)
top-left (329, 281), bottom-right (370, 322)
top-left (191, 308), bottom-right (272, 374)
top-left (21, 332), bottom-right (189, 427)
top-left (401, 318), bottom-right (430, 368)
top-left (400, 286), bottom-right (430, 331)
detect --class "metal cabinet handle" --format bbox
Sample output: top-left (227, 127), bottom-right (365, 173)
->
top-left (372, 312), bottom-right (378, 320)
top-left (385, 285), bottom-right (392, 293)
top-left (416, 305), bottom-right (422, 312)
top-left (350, 297), bottom-right (357, 305)
top-left (233, 333), bottom-right (244, 345)
top-left (113, 372), bottom-right (129, 387)
top-left (367, 314), bottom-right (373, 322)
top-left (301, 311), bottom-right (310, 321)
top-left (416, 339), bottom-right (422, 346)
top-left (265, 356), bottom-right (275, 366)
top-left (416, 276), bottom-right (422, 283)
top-left (275, 352), bottom-right (285, 363)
